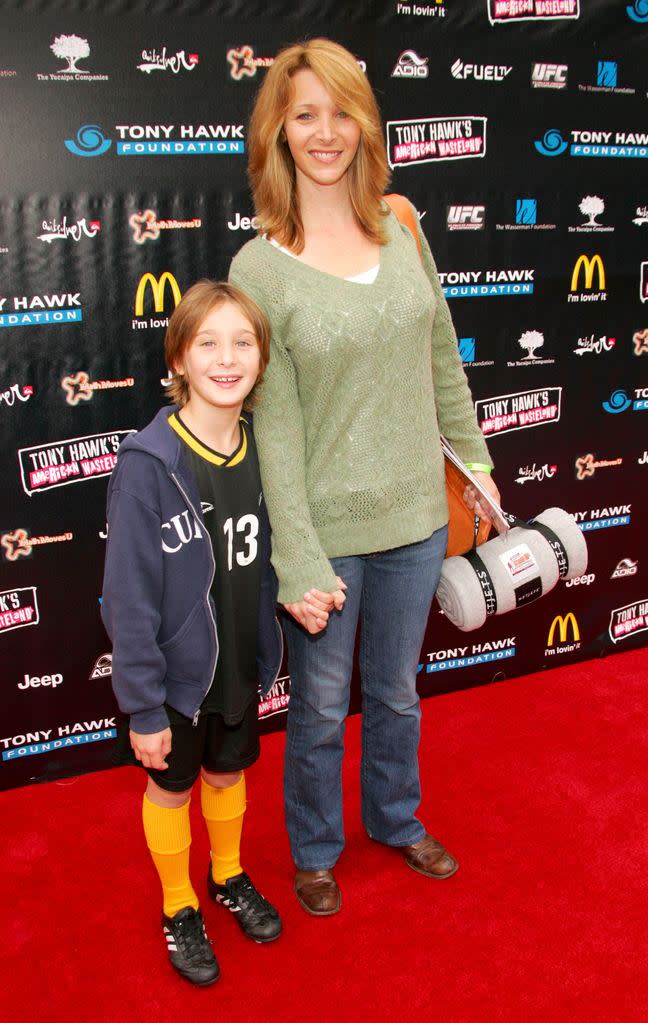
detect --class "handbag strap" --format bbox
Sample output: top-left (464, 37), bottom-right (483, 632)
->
top-left (384, 193), bottom-right (422, 257)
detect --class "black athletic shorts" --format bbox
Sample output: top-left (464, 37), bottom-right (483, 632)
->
top-left (111, 699), bottom-right (260, 793)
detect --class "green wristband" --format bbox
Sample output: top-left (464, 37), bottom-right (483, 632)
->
top-left (464, 462), bottom-right (492, 474)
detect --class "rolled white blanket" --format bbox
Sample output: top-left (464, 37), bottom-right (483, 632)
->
top-left (436, 508), bottom-right (588, 632)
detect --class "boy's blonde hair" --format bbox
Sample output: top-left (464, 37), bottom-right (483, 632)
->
top-left (248, 37), bottom-right (390, 253)
top-left (164, 280), bottom-right (271, 410)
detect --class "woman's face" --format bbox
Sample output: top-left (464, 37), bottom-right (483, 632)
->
top-left (282, 68), bottom-right (362, 191)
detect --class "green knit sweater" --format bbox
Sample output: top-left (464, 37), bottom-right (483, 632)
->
top-left (230, 206), bottom-right (492, 604)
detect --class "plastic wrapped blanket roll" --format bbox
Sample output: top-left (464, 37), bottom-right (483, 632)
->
top-left (436, 508), bottom-right (588, 632)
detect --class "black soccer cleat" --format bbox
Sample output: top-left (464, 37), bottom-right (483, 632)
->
top-left (207, 867), bottom-right (282, 943)
top-left (162, 906), bottom-right (220, 986)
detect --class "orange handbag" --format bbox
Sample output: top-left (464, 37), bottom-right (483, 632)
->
top-left (384, 193), bottom-right (492, 557)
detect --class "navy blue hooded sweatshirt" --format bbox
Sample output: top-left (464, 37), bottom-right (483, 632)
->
top-left (101, 406), bottom-right (283, 735)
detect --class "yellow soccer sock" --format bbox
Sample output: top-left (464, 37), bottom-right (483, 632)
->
top-left (201, 773), bottom-right (246, 884)
top-left (142, 794), bottom-right (199, 918)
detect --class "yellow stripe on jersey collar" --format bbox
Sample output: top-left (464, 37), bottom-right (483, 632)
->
top-left (169, 413), bottom-right (248, 467)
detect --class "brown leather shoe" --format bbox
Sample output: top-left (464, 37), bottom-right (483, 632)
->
top-left (401, 833), bottom-right (459, 879)
top-left (294, 869), bottom-right (341, 916)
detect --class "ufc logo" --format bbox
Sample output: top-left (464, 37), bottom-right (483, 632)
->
top-left (447, 205), bottom-right (485, 229)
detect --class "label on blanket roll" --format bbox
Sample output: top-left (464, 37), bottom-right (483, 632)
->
top-left (513, 577), bottom-right (543, 607)
top-left (500, 543), bottom-right (537, 578)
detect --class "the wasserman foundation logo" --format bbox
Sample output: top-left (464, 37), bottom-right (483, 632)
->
top-left (545, 613), bottom-right (581, 656)
top-left (609, 600), bottom-right (648, 643)
top-left (440, 268), bottom-right (534, 298)
top-left (137, 48), bottom-right (198, 74)
top-left (386, 117), bottom-right (486, 168)
top-left (569, 254), bottom-right (606, 303)
top-left (132, 271), bottom-right (182, 330)
top-left (578, 61), bottom-right (635, 97)
top-left (38, 217), bottom-right (100, 243)
top-left (488, 0), bottom-right (579, 23)
top-left (1, 529), bottom-right (73, 561)
top-left (0, 292), bottom-right (82, 327)
top-left (129, 210), bottom-right (202, 244)
top-left (65, 123), bottom-right (244, 157)
top-left (0, 587), bottom-right (40, 635)
top-left (61, 372), bottom-right (134, 405)
top-left (227, 46), bottom-right (274, 80)
top-left (419, 636), bottom-right (516, 674)
top-left (38, 34), bottom-right (108, 82)
top-left (495, 198), bottom-right (556, 232)
top-left (476, 387), bottom-right (562, 436)
top-left (535, 128), bottom-right (648, 159)
top-left (18, 430), bottom-right (133, 496)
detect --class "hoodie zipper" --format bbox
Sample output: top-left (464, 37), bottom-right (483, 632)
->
top-left (170, 471), bottom-right (219, 725)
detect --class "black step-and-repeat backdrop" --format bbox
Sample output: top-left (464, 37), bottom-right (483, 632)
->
top-left (1, 1), bottom-right (647, 790)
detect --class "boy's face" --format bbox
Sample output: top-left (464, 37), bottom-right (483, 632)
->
top-left (174, 300), bottom-right (261, 413)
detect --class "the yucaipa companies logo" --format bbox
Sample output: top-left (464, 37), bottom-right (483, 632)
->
top-left (65, 123), bottom-right (245, 157)
top-left (386, 116), bottom-right (486, 169)
top-left (38, 34), bottom-right (108, 82)
top-left (1, 528), bottom-right (73, 561)
top-left (488, 0), bottom-right (579, 23)
top-left (569, 254), bottom-right (606, 303)
top-left (18, 430), bottom-right (133, 496)
top-left (137, 48), bottom-right (199, 74)
top-left (568, 196), bottom-right (614, 234)
top-left (129, 209), bottom-right (202, 244)
top-left (0, 291), bottom-right (82, 327)
top-left (0, 587), bottom-right (40, 635)
top-left (439, 267), bottom-right (535, 298)
top-left (61, 371), bottom-right (134, 406)
top-left (575, 453), bottom-right (623, 480)
top-left (508, 330), bottom-right (554, 368)
top-left (1, 383), bottom-right (33, 409)
top-left (38, 216), bottom-right (100, 243)
top-left (476, 387), bottom-right (562, 437)
top-left (535, 128), bottom-right (648, 160)
top-left (608, 600), bottom-right (648, 643)
top-left (227, 46), bottom-right (274, 80)
top-left (545, 612), bottom-right (581, 656)
top-left (132, 271), bottom-right (182, 330)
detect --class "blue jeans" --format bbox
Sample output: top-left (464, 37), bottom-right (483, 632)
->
top-left (283, 525), bottom-right (448, 871)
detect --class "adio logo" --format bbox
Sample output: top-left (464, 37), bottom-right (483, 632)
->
top-left (546, 612), bottom-right (581, 656)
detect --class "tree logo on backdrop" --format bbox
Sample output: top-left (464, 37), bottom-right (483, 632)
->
top-left (545, 613), bottom-right (581, 656)
top-left (627, 1), bottom-right (648, 22)
top-left (386, 116), bottom-right (487, 168)
top-left (392, 50), bottom-right (429, 78)
top-left (64, 124), bottom-right (112, 157)
top-left (568, 196), bottom-right (614, 234)
top-left (488, 1), bottom-right (579, 25)
top-left (633, 329), bottom-right (648, 355)
top-left (227, 46), bottom-right (274, 80)
top-left (137, 48), bottom-right (199, 74)
top-left (38, 35), bottom-right (108, 82)
top-left (38, 217), bottom-right (100, 243)
top-left (508, 330), bottom-right (554, 368)
top-left (0, 587), bottom-right (40, 634)
top-left (608, 600), bottom-right (648, 643)
top-left (575, 453), bottom-right (623, 480)
top-left (569, 254), bottom-right (607, 303)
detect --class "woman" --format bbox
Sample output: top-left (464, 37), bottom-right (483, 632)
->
top-left (230, 38), bottom-right (499, 916)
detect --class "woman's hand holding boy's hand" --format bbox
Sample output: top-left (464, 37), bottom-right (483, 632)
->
top-left (130, 727), bottom-right (172, 770)
top-left (285, 577), bottom-right (347, 634)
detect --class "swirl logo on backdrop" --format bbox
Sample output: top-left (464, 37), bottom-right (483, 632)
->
top-left (137, 48), bottom-right (199, 74)
top-left (535, 128), bottom-right (648, 159)
top-left (37, 34), bottom-right (108, 82)
top-left (65, 123), bottom-right (245, 157)
top-left (386, 116), bottom-right (486, 168)
top-left (487, 0), bottom-right (579, 24)
top-left (602, 388), bottom-right (648, 414)
top-left (627, 1), bottom-right (648, 22)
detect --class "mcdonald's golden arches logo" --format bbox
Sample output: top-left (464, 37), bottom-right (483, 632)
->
top-left (547, 612), bottom-right (580, 646)
top-left (134, 271), bottom-right (182, 316)
top-left (570, 254), bottom-right (605, 292)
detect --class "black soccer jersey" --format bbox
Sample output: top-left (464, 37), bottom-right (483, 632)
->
top-left (169, 413), bottom-right (261, 724)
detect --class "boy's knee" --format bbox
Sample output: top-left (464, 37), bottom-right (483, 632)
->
top-left (145, 776), bottom-right (192, 808)
top-left (201, 769), bottom-right (243, 790)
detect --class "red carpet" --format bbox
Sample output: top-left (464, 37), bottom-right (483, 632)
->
top-left (2, 648), bottom-right (647, 1023)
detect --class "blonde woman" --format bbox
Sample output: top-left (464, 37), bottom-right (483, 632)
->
top-left (230, 38), bottom-right (499, 916)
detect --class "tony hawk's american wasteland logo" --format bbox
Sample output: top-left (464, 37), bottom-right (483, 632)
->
top-left (18, 430), bottom-right (133, 495)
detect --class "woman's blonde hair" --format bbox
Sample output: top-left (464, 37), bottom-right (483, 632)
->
top-left (248, 37), bottom-right (390, 252)
top-left (164, 280), bottom-right (271, 410)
